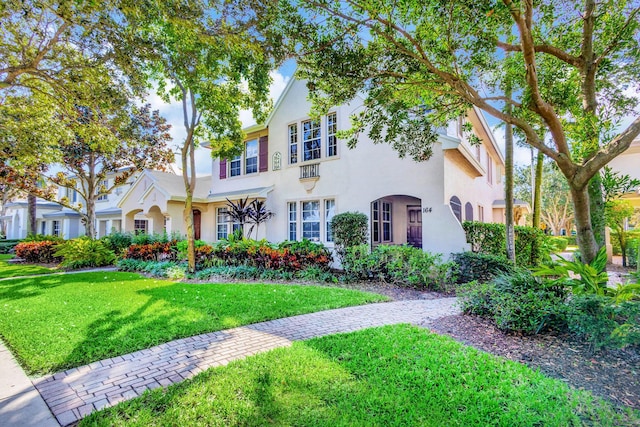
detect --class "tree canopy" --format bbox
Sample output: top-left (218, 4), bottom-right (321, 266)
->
top-left (289, 0), bottom-right (640, 263)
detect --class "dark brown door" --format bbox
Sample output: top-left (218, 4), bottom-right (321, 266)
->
top-left (407, 205), bottom-right (422, 248)
top-left (193, 209), bottom-right (201, 240)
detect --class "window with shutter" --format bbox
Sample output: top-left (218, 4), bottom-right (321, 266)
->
top-left (219, 159), bottom-right (227, 179)
top-left (259, 136), bottom-right (268, 172)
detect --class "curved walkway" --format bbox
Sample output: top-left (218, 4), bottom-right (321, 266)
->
top-left (4, 298), bottom-right (459, 427)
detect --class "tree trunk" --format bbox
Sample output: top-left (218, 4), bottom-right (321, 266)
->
top-left (588, 173), bottom-right (605, 248)
top-left (570, 185), bottom-right (599, 263)
top-left (532, 150), bottom-right (543, 229)
top-left (184, 190), bottom-right (195, 272)
top-left (27, 193), bottom-right (37, 236)
top-left (85, 198), bottom-right (96, 238)
top-left (505, 109), bottom-right (515, 263)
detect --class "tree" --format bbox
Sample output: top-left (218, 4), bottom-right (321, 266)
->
top-left (247, 199), bottom-right (274, 240)
top-left (290, 0), bottom-right (640, 263)
top-left (514, 162), bottom-right (574, 236)
top-left (605, 199), bottom-right (635, 267)
top-left (131, 0), bottom-right (282, 272)
top-left (43, 104), bottom-right (173, 238)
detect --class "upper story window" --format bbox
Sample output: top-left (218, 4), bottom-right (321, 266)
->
top-left (289, 113), bottom-right (338, 165)
top-left (327, 113), bottom-right (337, 157)
top-left (230, 155), bottom-right (241, 177)
top-left (245, 139), bottom-right (258, 174)
top-left (303, 119), bottom-right (321, 161)
top-left (288, 124), bottom-right (298, 164)
top-left (97, 180), bottom-right (108, 201)
top-left (487, 156), bottom-right (493, 184)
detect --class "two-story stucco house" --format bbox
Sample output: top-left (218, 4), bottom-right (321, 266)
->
top-left (119, 78), bottom-right (509, 256)
top-left (607, 136), bottom-right (640, 210)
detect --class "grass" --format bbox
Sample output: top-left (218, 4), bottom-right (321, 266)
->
top-left (0, 271), bottom-right (387, 375)
top-left (0, 254), bottom-right (56, 278)
top-left (80, 324), bottom-right (639, 427)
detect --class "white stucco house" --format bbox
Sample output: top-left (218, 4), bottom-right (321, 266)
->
top-left (119, 78), bottom-right (509, 256)
top-left (2, 169), bottom-right (139, 240)
top-left (607, 136), bottom-right (640, 210)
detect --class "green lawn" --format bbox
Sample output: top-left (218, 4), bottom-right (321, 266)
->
top-left (0, 271), bottom-right (387, 375)
top-left (80, 324), bottom-right (638, 427)
top-left (0, 254), bottom-right (56, 278)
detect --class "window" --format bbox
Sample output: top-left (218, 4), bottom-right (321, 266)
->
top-left (245, 139), bottom-right (258, 174)
top-left (288, 199), bottom-right (335, 243)
top-left (288, 202), bottom-right (297, 241)
top-left (97, 180), bottom-right (108, 201)
top-left (302, 200), bottom-right (320, 241)
top-left (288, 124), bottom-right (298, 164)
top-left (52, 220), bottom-right (60, 237)
top-left (372, 200), bottom-right (392, 243)
top-left (217, 208), bottom-right (230, 240)
top-left (487, 156), bottom-right (493, 184)
top-left (382, 202), bottom-right (392, 241)
top-left (40, 221), bottom-right (46, 235)
top-left (372, 201), bottom-right (380, 243)
top-left (465, 202), bottom-right (473, 221)
top-left (327, 113), bottom-right (337, 157)
top-left (325, 199), bottom-right (335, 241)
top-left (478, 205), bottom-right (484, 222)
top-left (66, 188), bottom-right (78, 203)
top-left (230, 155), bottom-right (241, 177)
top-left (450, 196), bottom-right (462, 223)
top-left (134, 219), bottom-right (148, 235)
top-left (302, 119), bottom-right (321, 161)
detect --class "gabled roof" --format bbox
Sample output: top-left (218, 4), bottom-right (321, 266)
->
top-left (118, 169), bottom-right (212, 207)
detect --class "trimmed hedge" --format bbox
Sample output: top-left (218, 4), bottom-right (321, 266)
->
top-left (462, 221), bottom-right (548, 267)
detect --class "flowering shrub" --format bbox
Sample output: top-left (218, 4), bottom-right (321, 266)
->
top-left (198, 238), bottom-right (331, 271)
top-left (14, 241), bottom-right (62, 263)
top-left (124, 241), bottom-right (177, 261)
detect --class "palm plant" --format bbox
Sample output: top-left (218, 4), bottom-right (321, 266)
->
top-left (225, 197), bottom-right (252, 237)
top-left (247, 199), bottom-right (273, 240)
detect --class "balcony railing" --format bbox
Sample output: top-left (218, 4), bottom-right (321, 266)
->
top-left (299, 163), bottom-right (320, 179)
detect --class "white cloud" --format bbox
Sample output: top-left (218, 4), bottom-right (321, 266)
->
top-left (146, 70), bottom-right (291, 176)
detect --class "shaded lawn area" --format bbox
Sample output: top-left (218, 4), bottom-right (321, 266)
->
top-left (81, 324), bottom-right (639, 427)
top-left (0, 271), bottom-right (387, 375)
top-left (0, 254), bottom-right (56, 278)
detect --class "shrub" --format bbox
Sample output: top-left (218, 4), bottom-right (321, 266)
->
top-left (166, 265), bottom-right (187, 280)
top-left (462, 221), bottom-right (547, 267)
top-left (101, 232), bottom-right (133, 256)
top-left (450, 252), bottom-right (516, 284)
top-left (0, 240), bottom-right (20, 254)
top-left (566, 295), bottom-right (640, 352)
top-left (459, 271), bottom-right (567, 335)
top-left (125, 241), bottom-right (177, 262)
top-left (14, 241), bottom-right (61, 263)
top-left (24, 234), bottom-right (65, 243)
top-left (55, 237), bottom-right (116, 269)
top-left (342, 244), bottom-right (452, 290)
top-left (331, 212), bottom-right (368, 262)
top-left (547, 236), bottom-right (568, 252)
top-left (116, 259), bottom-right (179, 277)
top-left (194, 265), bottom-right (262, 281)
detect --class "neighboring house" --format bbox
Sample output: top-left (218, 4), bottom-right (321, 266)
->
top-left (3, 170), bottom-right (135, 240)
top-left (607, 136), bottom-right (640, 211)
top-left (120, 78), bottom-right (509, 256)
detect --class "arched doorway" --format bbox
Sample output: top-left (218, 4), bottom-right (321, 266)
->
top-left (370, 195), bottom-right (422, 249)
top-left (193, 209), bottom-right (201, 240)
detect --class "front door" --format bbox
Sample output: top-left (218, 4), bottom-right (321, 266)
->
top-left (193, 209), bottom-right (201, 240)
top-left (407, 205), bottom-right (422, 248)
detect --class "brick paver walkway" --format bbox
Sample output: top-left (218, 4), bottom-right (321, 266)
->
top-left (33, 298), bottom-right (458, 426)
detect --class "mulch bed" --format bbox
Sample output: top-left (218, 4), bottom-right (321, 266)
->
top-left (426, 314), bottom-right (640, 411)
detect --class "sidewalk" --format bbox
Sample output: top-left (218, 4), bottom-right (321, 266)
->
top-left (1, 297), bottom-right (459, 426)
